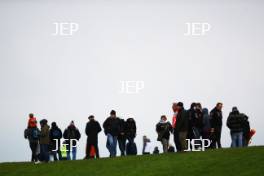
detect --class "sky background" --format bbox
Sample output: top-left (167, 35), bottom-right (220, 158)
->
top-left (0, 0), bottom-right (263, 162)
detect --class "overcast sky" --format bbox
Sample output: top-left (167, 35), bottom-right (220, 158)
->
top-left (0, 0), bottom-right (263, 162)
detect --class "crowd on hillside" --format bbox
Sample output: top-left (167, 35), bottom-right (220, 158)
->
top-left (24, 102), bottom-right (255, 164)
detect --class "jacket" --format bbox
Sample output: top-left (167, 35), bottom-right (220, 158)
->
top-left (85, 120), bottom-right (102, 144)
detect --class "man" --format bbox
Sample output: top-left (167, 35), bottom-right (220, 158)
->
top-left (103, 110), bottom-right (120, 157)
top-left (63, 121), bottom-right (81, 160)
top-left (191, 103), bottom-right (204, 149)
top-left (156, 115), bottom-right (172, 153)
top-left (85, 115), bottom-right (102, 159)
top-left (24, 120), bottom-right (40, 163)
top-left (210, 102), bottom-right (223, 149)
top-left (242, 114), bottom-right (250, 146)
top-left (227, 107), bottom-right (244, 148)
top-left (172, 102), bottom-right (181, 152)
top-left (39, 119), bottom-right (50, 162)
top-left (175, 102), bottom-right (189, 151)
top-left (49, 122), bottom-right (62, 161)
top-left (117, 118), bottom-right (126, 156)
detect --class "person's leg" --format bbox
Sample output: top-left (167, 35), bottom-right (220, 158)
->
top-left (238, 132), bottom-right (243, 147)
top-left (94, 143), bottom-right (100, 159)
top-left (118, 138), bottom-right (125, 156)
top-left (179, 131), bottom-right (187, 151)
top-left (86, 143), bottom-right (91, 159)
top-left (72, 147), bottom-right (77, 160)
top-left (174, 130), bottom-right (181, 152)
top-left (66, 144), bottom-right (71, 160)
top-left (231, 133), bottom-right (236, 148)
top-left (216, 128), bottom-right (222, 148)
top-left (112, 136), bottom-right (118, 157)
top-left (161, 138), bottom-right (168, 153)
top-left (106, 134), bottom-right (114, 157)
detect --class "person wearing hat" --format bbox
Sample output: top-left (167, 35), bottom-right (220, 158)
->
top-left (227, 107), bottom-right (244, 148)
top-left (49, 122), bottom-right (63, 161)
top-left (85, 115), bottom-right (102, 159)
top-left (174, 102), bottom-right (189, 152)
top-left (63, 121), bottom-right (81, 160)
top-left (103, 110), bottom-right (121, 157)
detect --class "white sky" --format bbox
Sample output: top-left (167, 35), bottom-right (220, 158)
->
top-left (0, 0), bottom-right (263, 162)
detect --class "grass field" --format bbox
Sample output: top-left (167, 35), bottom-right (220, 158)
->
top-left (0, 146), bottom-right (263, 176)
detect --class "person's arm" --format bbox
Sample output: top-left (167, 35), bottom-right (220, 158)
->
top-left (97, 122), bottom-right (102, 133)
top-left (85, 123), bottom-right (89, 136)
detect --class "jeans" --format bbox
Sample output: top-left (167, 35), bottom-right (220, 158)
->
top-left (106, 133), bottom-right (117, 157)
top-left (231, 132), bottom-right (243, 148)
top-left (67, 146), bottom-right (77, 160)
top-left (40, 144), bottom-right (49, 162)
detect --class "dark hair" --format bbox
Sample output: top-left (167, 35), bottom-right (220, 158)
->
top-left (160, 115), bottom-right (167, 120)
top-left (216, 102), bottom-right (223, 106)
top-left (110, 110), bottom-right (116, 115)
top-left (88, 115), bottom-right (94, 119)
top-left (177, 102), bottom-right (184, 108)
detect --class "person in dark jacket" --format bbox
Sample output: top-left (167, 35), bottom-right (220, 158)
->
top-left (175, 102), bottom-right (189, 152)
top-left (172, 102), bottom-right (181, 152)
top-left (241, 114), bottom-right (250, 146)
top-left (49, 122), bottom-right (62, 161)
top-left (117, 118), bottom-right (126, 156)
top-left (63, 121), bottom-right (81, 160)
top-left (24, 126), bottom-right (40, 163)
top-left (187, 103), bottom-right (197, 144)
top-left (39, 119), bottom-right (50, 162)
top-left (191, 103), bottom-right (204, 149)
top-left (103, 110), bottom-right (120, 157)
top-left (202, 108), bottom-right (211, 148)
top-left (125, 118), bottom-right (137, 143)
top-left (210, 102), bottom-right (223, 149)
top-left (85, 115), bottom-right (102, 159)
top-left (227, 107), bottom-right (244, 148)
top-left (156, 115), bottom-right (172, 153)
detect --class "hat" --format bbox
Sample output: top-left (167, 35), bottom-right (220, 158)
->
top-left (88, 115), bottom-right (94, 119)
top-left (177, 102), bottom-right (184, 108)
top-left (232, 107), bottom-right (239, 112)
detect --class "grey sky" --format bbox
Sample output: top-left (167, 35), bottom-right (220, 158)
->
top-left (0, 0), bottom-right (263, 162)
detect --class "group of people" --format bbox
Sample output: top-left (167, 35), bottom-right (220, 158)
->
top-left (154, 102), bottom-right (252, 154)
top-left (24, 102), bottom-right (253, 164)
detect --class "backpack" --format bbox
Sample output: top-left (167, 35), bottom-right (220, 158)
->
top-left (31, 128), bottom-right (39, 140)
top-left (52, 129), bottom-right (61, 139)
top-left (126, 141), bottom-right (137, 155)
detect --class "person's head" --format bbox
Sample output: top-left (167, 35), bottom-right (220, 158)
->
top-left (160, 115), bottom-right (167, 122)
top-left (51, 122), bottom-right (57, 128)
top-left (190, 103), bottom-right (197, 110)
top-left (232, 107), bottom-right (239, 114)
top-left (216, 102), bottom-right (223, 111)
top-left (177, 102), bottom-right (184, 110)
top-left (110, 110), bottom-right (116, 118)
top-left (202, 108), bottom-right (209, 115)
top-left (69, 120), bottom-right (75, 128)
top-left (40, 119), bottom-right (48, 127)
top-left (88, 115), bottom-right (95, 121)
top-left (29, 113), bottom-right (34, 118)
top-left (196, 103), bottom-right (202, 110)
top-left (172, 102), bottom-right (178, 113)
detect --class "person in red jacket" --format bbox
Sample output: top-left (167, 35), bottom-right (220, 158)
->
top-left (28, 113), bottom-right (37, 128)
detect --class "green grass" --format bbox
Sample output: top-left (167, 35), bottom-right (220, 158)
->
top-left (0, 146), bottom-right (263, 176)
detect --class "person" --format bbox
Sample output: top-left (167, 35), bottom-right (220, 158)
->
top-left (187, 103), bottom-right (196, 144)
top-left (226, 107), bottom-right (244, 148)
top-left (168, 144), bottom-right (175, 153)
top-left (202, 108), bottom-right (211, 148)
top-left (28, 113), bottom-right (37, 128)
top-left (125, 118), bottom-right (137, 143)
top-left (103, 110), bottom-right (120, 157)
top-left (24, 123), bottom-right (40, 163)
top-left (117, 118), bottom-right (126, 156)
top-left (142, 135), bottom-right (151, 155)
top-left (242, 114), bottom-right (250, 146)
top-left (49, 122), bottom-right (62, 161)
top-left (210, 102), bottom-right (223, 149)
top-left (85, 115), bottom-right (102, 159)
top-left (60, 140), bottom-right (68, 160)
top-left (153, 147), bottom-right (160, 154)
top-left (39, 119), bottom-right (50, 162)
top-left (156, 115), bottom-right (172, 153)
top-left (63, 121), bottom-right (81, 160)
top-left (174, 102), bottom-right (189, 152)
top-left (191, 103), bottom-right (203, 149)
top-left (172, 102), bottom-right (181, 152)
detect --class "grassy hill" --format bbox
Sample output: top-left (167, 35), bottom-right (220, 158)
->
top-left (0, 146), bottom-right (263, 176)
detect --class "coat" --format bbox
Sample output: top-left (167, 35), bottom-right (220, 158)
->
top-left (85, 120), bottom-right (102, 144)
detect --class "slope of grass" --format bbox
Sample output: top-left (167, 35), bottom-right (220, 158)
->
top-left (0, 146), bottom-right (263, 176)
